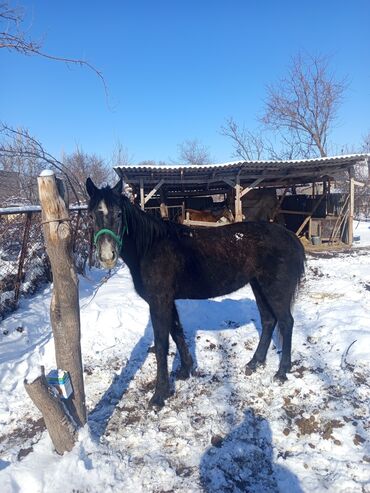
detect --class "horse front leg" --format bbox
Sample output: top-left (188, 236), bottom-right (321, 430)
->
top-left (149, 302), bottom-right (172, 408)
top-left (170, 303), bottom-right (193, 380)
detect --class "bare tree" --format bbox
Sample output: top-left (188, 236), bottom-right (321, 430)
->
top-left (358, 132), bottom-right (370, 181)
top-left (220, 118), bottom-right (265, 161)
top-left (0, 1), bottom-right (106, 92)
top-left (178, 139), bottom-right (211, 165)
top-left (361, 132), bottom-right (370, 153)
top-left (110, 140), bottom-right (132, 169)
top-left (64, 148), bottom-right (113, 190)
top-left (262, 53), bottom-right (347, 158)
top-left (0, 130), bottom-right (45, 203)
top-left (0, 124), bottom-right (85, 202)
top-left (136, 159), bottom-right (169, 166)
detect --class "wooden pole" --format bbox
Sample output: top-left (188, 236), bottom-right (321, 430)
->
top-left (140, 178), bottom-right (145, 210)
top-left (39, 170), bottom-right (86, 426)
top-left (234, 175), bottom-right (243, 222)
top-left (348, 170), bottom-right (355, 246)
top-left (26, 170), bottom-right (87, 441)
top-left (159, 186), bottom-right (169, 219)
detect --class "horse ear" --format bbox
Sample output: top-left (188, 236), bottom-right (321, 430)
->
top-left (86, 177), bottom-right (98, 197)
top-left (112, 178), bottom-right (123, 196)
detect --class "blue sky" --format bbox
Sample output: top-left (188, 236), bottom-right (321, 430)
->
top-left (1, 0), bottom-right (370, 164)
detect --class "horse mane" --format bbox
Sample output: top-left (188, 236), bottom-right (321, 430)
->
top-left (121, 197), bottom-right (174, 255)
top-left (89, 184), bottom-right (189, 256)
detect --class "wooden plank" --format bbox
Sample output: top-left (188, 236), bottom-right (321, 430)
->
top-left (221, 177), bottom-right (236, 188)
top-left (234, 175), bottom-right (243, 222)
top-left (348, 176), bottom-right (355, 245)
top-left (182, 219), bottom-right (227, 227)
top-left (240, 177), bottom-right (264, 198)
top-left (140, 178), bottom-right (145, 210)
top-left (144, 179), bottom-right (165, 204)
top-left (0, 205), bottom-right (87, 215)
top-left (280, 210), bottom-right (314, 216)
top-left (329, 195), bottom-right (350, 243)
top-left (295, 194), bottom-right (326, 236)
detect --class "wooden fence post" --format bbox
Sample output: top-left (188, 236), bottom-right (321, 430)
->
top-left (348, 171), bottom-right (355, 245)
top-left (24, 170), bottom-right (86, 454)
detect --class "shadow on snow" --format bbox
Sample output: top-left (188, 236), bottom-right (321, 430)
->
top-left (200, 408), bottom-right (303, 493)
top-left (89, 296), bottom-right (263, 439)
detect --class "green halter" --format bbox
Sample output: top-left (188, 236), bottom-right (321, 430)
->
top-left (93, 224), bottom-right (128, 249)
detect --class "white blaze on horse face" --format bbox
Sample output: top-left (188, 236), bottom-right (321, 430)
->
top-left (97, 200), bottom-right (117, 268)
top-left (98, 200), bottom-right (109, 216)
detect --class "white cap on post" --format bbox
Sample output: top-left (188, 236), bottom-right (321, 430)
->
top-left (40, 169), bottom-right (55, 177)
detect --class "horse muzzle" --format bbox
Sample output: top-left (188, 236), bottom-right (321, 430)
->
top-left (97, 238), bottom-right (119, 269)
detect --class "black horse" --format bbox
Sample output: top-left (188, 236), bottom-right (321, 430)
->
top-left (86, 178), bottom-right (305, 408)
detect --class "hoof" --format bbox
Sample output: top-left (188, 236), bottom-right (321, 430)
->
top-left (274, 371), bottom-right (288, 383)
top-left (148, 393), bottom-right (166, 409)
top-left (148, 387), bottom-right (171, 409)
top-left (176, 365), bottom-right (192, 380)
top-left (246, 359), bottom-right (264, 375)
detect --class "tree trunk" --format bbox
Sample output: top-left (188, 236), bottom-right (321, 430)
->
top-left (24, 368), bottom-right (76, 455)
top-left (25, 170), bottom-right (86, 454)
top-left (37, 170), bottom-right (86, 427)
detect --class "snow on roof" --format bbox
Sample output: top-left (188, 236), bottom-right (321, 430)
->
top-left (114, 154), bottom-right (369, 192)
top-left (115, 153), bottom-right (369, 173)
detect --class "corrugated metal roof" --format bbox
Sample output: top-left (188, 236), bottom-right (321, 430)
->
top-left (114, 154), bottom-right (369, 194)
top-left (115, 154), bottom-right (368, 174)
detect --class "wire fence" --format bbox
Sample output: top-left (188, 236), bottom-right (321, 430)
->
top-left (0, 205), bottom-right (93, 320)
top-left (0, 202), bottom-right (183, 321)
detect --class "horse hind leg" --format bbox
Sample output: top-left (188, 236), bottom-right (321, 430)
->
top-left (248, 278), bottom-right (295, 381)
top-left (274, 313), bottom-right (294, 381)
top-left (170, 303), bottom-right (194, 380)
top-left (247, 279), bottom-right (277, 373)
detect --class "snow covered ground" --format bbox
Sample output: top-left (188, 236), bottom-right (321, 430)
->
top-left (1, 227), bottom-right (370, 492)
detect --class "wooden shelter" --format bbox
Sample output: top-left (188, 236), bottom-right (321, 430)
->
top-left (115, 154), bottom-right (369, 248)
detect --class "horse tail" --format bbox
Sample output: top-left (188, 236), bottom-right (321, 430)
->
top-left (289, 230), bottom-right (306, 301)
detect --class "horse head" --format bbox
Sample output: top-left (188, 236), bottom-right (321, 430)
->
top-left (86, 177), bottom-right (127, 269)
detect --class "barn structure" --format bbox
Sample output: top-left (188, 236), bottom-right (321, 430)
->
top-left (115, 154), bottom-right (369, 248)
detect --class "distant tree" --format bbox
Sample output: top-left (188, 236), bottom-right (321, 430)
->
top-left (220, 118), bottom-right (265, 161)
top-left (178, 139), bottom-right (211, 165)
top-left (64, 148), bottom-right (114, 193)
top-left (361, 132), bottom-right (370, 153)
top-left (110, 140), bottom-right (132, 169)
top-left (0, 124), bottom-right (90, 202)
top-left (262, 53), bottom-right (347, 158)
top-left (0, 126), bottom-right (49, 203)
top-left (357, 132), bottom-right (370, 182)
top-left (0, 130), bottom-right (45, 203)
top-left (136, 160), bottom-right (169, 166)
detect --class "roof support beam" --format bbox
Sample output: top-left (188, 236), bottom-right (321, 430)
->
top-left (234, 174), bottom-right (243, 222)
top-left (139, 179), bottom-right (145, 210)
top-left (348, 174), bottom-right (355, 245)
top-left (240, 177), bottom-right (264, 198)
top-left (295, 193), bottom-right (326, 237)
top-left (144, 179), bottom-right (165, 204)
top-left (221, 177), bottom-right (236, 188)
